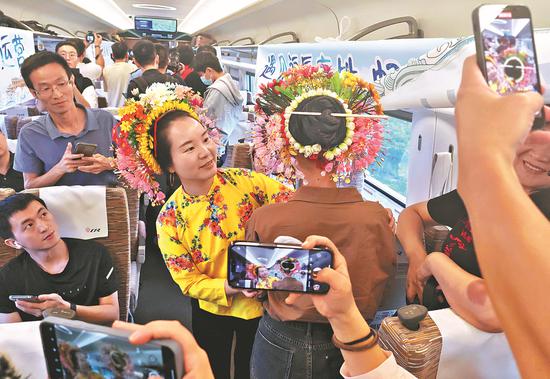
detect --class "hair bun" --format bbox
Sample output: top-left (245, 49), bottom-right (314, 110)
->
top-left (288, 95), bottom-right (347, 150)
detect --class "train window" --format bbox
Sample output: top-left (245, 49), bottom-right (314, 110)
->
top-left (245, 72), bottom-right (256, 93)
top-left (365, 110), bottom-right (413, 206)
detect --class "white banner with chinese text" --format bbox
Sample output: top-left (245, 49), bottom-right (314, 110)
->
top-left (0, 26), bottom-right (35, 111)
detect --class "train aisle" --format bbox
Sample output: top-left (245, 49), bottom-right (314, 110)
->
top-left (133, 244), bottom-right (192, 329)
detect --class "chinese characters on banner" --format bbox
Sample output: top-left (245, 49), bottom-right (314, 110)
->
top-left (0, 26), bottom-right (35, 111)
top-left (255, 40), bottom-right (445, 95)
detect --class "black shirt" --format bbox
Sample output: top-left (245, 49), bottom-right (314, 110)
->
top-left (0, 238), bottom-right (118, 321)
top-left (71, 68), bottom-right (94, 94)
top-left (0, 152), bottom-right (24, 192)
top-left (424, 189), bottom-right (550, 309)
top-left (178, 68), bottom-right (207, 97)
top-left (126, 69), bottom-right (185, 101)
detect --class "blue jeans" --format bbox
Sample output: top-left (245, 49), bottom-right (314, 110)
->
top-left (250, 312), bottom-right (344, 379)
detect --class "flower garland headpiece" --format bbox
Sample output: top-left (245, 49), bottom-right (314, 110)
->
top-left (253, 64), bottom-right (384, 183)
top-left (112, 83), bottom-right (217, 205)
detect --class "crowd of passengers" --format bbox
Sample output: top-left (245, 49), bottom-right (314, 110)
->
top-left (0, 30), bottom-right (549, 379)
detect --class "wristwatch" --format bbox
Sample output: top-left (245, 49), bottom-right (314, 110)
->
top-left (70, 303), bottom-right (77, 313)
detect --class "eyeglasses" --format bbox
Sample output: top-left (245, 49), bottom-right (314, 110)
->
top-left (34, 79), bottom-right (72, 97)
top-left (59, 52), bottom-right (78, 58)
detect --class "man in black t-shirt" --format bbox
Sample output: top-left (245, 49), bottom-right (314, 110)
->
top-left (397, 127), bottom-right (550, 332)
top-left (126, 40), bottom-right (183, 101)
top-left (0, 193), bottom-right (119, 323)
top-left (0, 130), bottom-right (23, 192)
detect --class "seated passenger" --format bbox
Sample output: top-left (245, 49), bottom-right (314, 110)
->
top-left (397, 125), bottom-right (550, 332)
top-left (111, 83), bottom-right (292, 379)
top-left (55, 41), bottom-right (98, 108)
top-left (16, 51), bottom-right (117, 188)
top-left (0, 193), bottom-right (119, 324)
top-left (246, 66), bottom-right (395, 379)
top-left (126, 40), bottom-right (182, 101)
top-left (0, 129), bottom-right (23, 192)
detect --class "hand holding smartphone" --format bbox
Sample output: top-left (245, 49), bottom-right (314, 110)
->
top-left (228, 241), bottom-right (333, 294)
top-left (472, 4), bottom-right (545, 129)
top-left (9, 295), bottom-right (43, 303)
top-left (73, 142), bottom-right (98, 157)
top-left (40, 317), bottom-right (183, 379)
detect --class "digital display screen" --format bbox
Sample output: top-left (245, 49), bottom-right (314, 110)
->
top-left (228, 244), bottom-right (331, 292)
top-left (53, 324), bottom-right (168, 378)
top-left (134, 17), bottom-right (177, 33)
top-left (481, 14), bottom-right (538, 94)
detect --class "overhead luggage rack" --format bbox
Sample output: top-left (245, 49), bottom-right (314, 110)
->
top-left (348, 16), bottom-right (423, 40)
top-left (259, 31), bottom-right (300, 44)
top-left (230, 37), bottom-right (256, 46)
top-left (44, 24), bottom-right (75, 37)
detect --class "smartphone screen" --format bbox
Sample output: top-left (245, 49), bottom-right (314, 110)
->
top-left (228, 242), bottom-right (332, 293)
top-left (473, 5), bottom-right (544, 128)
top-left (41, 322), bottom-right (178, 379)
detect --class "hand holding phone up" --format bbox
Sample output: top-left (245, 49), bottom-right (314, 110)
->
top-left (284, 236), bottom-right (356, 321)
top-left (54, 142), bottom-right (84, 174)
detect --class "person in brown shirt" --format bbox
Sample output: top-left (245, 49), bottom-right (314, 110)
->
top-left (246, 94), bottom-right (395, 379)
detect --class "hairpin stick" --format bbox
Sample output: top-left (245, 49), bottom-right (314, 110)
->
top-left (290, 111), bottom-right (388, 119)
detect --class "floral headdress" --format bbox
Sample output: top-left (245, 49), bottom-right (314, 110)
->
top-left (112, 83), bottom-right (217, 205)
top-left (253, 64), bottom-right (384, 183)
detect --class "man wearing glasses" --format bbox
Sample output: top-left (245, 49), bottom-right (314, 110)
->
top-left (56, 41), bottom-right (98, 109)
top-left (15, 51), bottom-right (116, 189)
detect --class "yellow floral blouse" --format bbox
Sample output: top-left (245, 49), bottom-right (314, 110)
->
top-left (156, 168), bottom-right (293, 320)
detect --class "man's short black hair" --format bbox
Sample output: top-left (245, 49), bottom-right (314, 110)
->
top-left (55, 40), bottom-right (78, 54)
top-left (133, 40), bottom-right (156, 67)
top-left (155, 43), bottom-right (169, 69)
top-left (196, 45), bottom-right (217, 56)
top-left (193, 51), bottom-right (222, 73)
top-left (111, 42), bottom-right (128, 60)
top-left (177, 45), bottom-right (195, 65)
top-left (69, 38), bottom-right (86, 57)
top-left (0, 193), bottom-right (47, 239)
top-left (20, 51), bottom-right (72, 90)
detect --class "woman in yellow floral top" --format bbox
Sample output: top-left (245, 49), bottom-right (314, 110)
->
top-left (154, 110), bottom-right (292, 379)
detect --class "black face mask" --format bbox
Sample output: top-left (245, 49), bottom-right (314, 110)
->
top-left (280, 260), bottom-right (296, 272)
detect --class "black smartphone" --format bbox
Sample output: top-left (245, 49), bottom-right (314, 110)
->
top-left (85, 32), bottom-right (95, 44)
top-left (9, 294), bottom-right (42, 303)
top-left (472, 4), bottom-right (545, 129)
top-left (228, 241), bottom-right (333, 293)
top-left (40, 317), bottom-right (183, 379)
top-left (74, 142), bottom-right (97, 157)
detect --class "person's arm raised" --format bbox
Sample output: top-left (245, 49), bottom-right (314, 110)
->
top-left (455, 55), bottom-right (550, 377)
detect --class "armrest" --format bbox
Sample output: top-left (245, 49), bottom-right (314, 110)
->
top-left (424, 225), bottom-right (451, 253)
top-left (378, 315), bottom-right (442, 379)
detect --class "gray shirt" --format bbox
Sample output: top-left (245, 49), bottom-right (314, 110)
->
top-left (14, 106), bottom-right (117, 186)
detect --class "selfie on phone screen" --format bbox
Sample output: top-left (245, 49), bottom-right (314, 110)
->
top-left (228, 243), bottom-right (331, 293)
top-left (50, 324), bottom-right (167, 378)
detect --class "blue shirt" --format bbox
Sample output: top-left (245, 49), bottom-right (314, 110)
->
top-left (14, 106), bottom-right (117, 186)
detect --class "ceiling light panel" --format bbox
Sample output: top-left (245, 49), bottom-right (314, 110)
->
top-left (65, 0), bottom-right (133, 29)
top-left (180, 0), bottom-right (263, 34)
top-left (132, 3), bottom-right (177, 11)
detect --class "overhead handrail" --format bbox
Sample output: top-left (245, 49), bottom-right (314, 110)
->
top-left (347, 16), bottom-right (423, 41)
top-left (230, 37), bottom-right (255, 46)
top-left (74, 30), bottom-right (87, 37)
top-left (214, 39), bottom-right (231, 46)
top-left (0, 13), bottom-right (33, 31)
top-left (45, 24), bottom-right (76, 37)
top-left (259, 31), bottom-right (300, 44)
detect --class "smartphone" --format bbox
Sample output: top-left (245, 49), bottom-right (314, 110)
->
top-left (228, 241), bottom-right (333, 293)
top-left (40, 317), bottom-right (183, 379)
top-left (9, 295), bottom-right (42, 303)
top-left (85, 32), bottom-right (95, 44)
top-left (74, 142), bottom-right (97, 157)
top-left (472, 4), bottom-right (545, 129)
